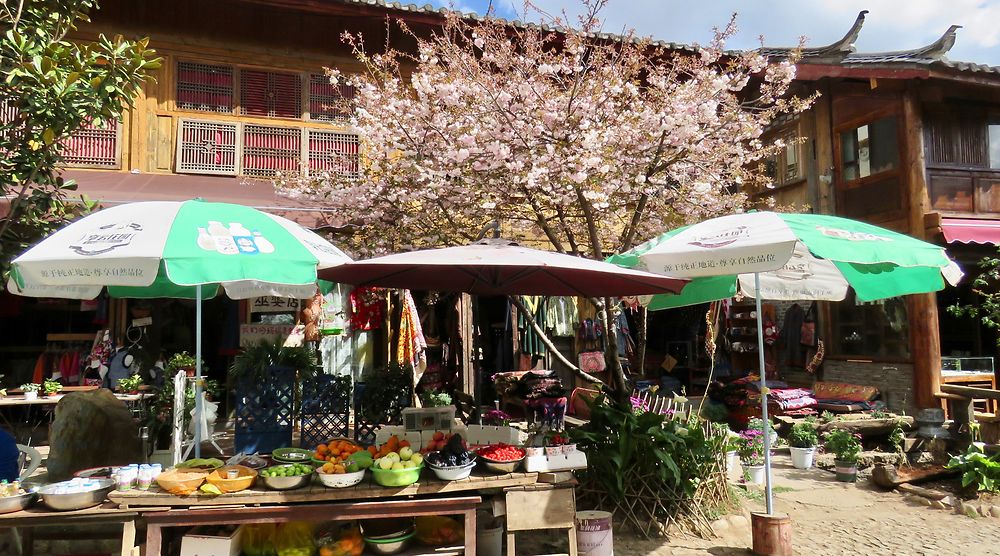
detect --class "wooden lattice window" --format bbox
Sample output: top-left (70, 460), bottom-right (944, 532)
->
top-left (307, 130), bottom-right (359, 177)
top-left (242, 124), bottom-right (301, 177)
top-left (62, 119), bottom-right (120, 168)
top-left (176, 119), bottom-right (239, 175)
top-left (241, 70), bottom-right (302, 119)
top-left (308, 73), bottom-right (354, 122)
top-left (176, 61), bottom-right (234, 113)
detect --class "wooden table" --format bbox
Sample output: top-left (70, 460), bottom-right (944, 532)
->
top-left (110, 471), bottom-right (538, 507)
top-left (0, 502), bottom-right (162, 556)
top-left (941, 372), bottom-right (998, 416)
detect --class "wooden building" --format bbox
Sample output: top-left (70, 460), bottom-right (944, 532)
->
top-left (755, 11), bottom-right (1000, 411)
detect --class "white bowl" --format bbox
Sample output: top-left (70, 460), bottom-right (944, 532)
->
top-left (428, 459), bottom-right (476, 481)
top-left (317, 468), bottom-right (366, 488)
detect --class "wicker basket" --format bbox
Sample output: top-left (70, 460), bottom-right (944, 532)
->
top-left (205, 465), bottom-right (258, 493)
top-left (155, 469), bottom-right (208, 495)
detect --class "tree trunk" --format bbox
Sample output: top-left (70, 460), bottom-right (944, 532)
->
top-left (601, 297), bottom-right (629, 406)
top-left (637, 306), bottom-right (647, 377)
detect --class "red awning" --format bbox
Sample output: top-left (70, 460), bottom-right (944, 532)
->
top-left (0, 170), bottom-right (339, 229)
top-left (941, 218), bottom-right (1000, 245)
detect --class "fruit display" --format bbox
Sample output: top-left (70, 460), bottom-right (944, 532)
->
top-left (475, 443), bottom-right (525, 462)
top-left (318, 450), bottom-right (373, 475)
top-left (420, 431), bottom-right (465, 454)
top-left (370, 436), bottom-right (424, 487)
top-left (260, 463), bottom-right (314, 478)
top-left (426, 434), bottom-right (475, 468)
top-left (317, 525), bottom-right (364, 556)
top-left (314, 439), bottom-right (365, 466)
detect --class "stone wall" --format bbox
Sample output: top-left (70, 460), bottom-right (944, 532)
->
top-left (822, 359), bottom-right (915, 414)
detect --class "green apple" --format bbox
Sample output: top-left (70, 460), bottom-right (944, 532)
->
top-left (391, 461), bottom-right (404, 470)
top-left (379, 457), bottom-right (394, 470)
top-left (410, 453), bottom-right (423, 466)
top-left (399, 446), bottom-right (414, 461)
top-left (402, 460), bottom-right (416, 468)
top-left (387, 452), bottom-right (401, 463)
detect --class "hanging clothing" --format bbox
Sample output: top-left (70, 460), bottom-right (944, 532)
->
top-left (615, 308), bottom-right (633, 358)
top-left (349, 287), bottom-right (384, 331)
top-left (397, 290), bottom-right (428, 382)
top-left (545, 297), bottom-right (579, 337)
top-left (31, 353), bottom-right (46, 384)
top-left (779, 303), bottom-right (806, 367)
top-left (517, 296), bottom-right (546, 357)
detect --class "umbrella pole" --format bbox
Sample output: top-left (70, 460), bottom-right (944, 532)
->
top-left (194, 284), bottom-right (203, 459)
top-left (755, 272), bottom-right (773, 514)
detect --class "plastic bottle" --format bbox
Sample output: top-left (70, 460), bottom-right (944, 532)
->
top-left (196, 227), bottom-right (216, 251)
top-left (252, 230), bottom-right (275, 254)
top-left (208, 221), bottom-right (238, 255)
top-left (229, 222), bottom-right (259, 255)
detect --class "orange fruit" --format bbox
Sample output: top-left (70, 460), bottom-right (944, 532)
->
top-left (317, 444), bottom-right (328, 455)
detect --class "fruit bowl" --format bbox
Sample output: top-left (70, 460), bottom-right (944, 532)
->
top-left (271, 448), bottom-right (313, 464)
top-left (478, 455), bottom-right (524, 474)
top-left (371, 464), bottom-right (423, 487)
top-left (427, 459), bottom-right (476, 481)
top-left (317, 468), bottom-right (366, 488)
top-left (205, 465), bottom-right (257, 493)
top-left (259, 464), bottom-right (314, 491)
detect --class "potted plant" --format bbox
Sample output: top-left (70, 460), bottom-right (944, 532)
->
top-left (419, 389), bottom-right (453, 408)
top-left (788, 421), bottom-right (819, 470)
top-left (482, 409), bottom-right (511, 427)
top-left (747, 416), bottom-right (777, 446)
top-left (20, 383), bottom-right (40, 401)
top-left (737, 428), bottom-right (766, 484)
top-left (824, 429), bottom-right (862, 482)
top-left (724, 430), bottom-right (741, 474)
top-left (42, 379), bottom-right (62, 398)
top-left (118, 374), bottom-right (144, 395)
top-left (166, 351), bottom-right (198, 378)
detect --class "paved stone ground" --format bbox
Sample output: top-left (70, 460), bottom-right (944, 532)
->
top-left (612, 451), bottom-right (1000, 556)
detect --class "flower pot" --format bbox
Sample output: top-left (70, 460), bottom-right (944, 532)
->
top-left (182, 366), bottom-right (196, 378)
top-left (834, 459), bottom-right (858, 482)
top-left (726, 450), bottom-right (739, 474)
top-left (745, 464), bottom-right (766, 484)
top-left (23, 391), bottom-right (37, 401)
top-left (789, 446), bottom-right (817, 470)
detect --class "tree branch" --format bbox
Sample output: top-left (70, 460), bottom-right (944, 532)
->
top-left (508, 295), bottom-right (604, 385)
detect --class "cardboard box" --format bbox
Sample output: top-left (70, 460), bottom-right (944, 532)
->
top-left (180, 525), bottom-right (243, 556)
top-left (402, 406), bottom-right (456, 431)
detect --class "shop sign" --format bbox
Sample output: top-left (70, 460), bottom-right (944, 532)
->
top-left (250, 296), bottom-right (301, 313)
top-left (240, 323), bottom-right (294, 344)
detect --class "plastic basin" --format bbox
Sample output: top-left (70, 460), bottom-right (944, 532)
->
top-left (371, 464), bottom-right (423, 487)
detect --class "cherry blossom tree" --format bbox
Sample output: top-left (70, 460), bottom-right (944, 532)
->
top-left (278, 1), bottom-right (810, 393)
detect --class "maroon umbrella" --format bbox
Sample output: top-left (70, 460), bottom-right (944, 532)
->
top-left (319, 239), bottom-right (687, 297)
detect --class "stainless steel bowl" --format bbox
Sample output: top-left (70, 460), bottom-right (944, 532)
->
top-left (260, 472), bottom-right (313, 491)
top-left (38, 479), bottom-right (115, 511)
top-left (0, 491), bottom-right (37, 514)
top-left (478, 455), bottom-right (524, 474)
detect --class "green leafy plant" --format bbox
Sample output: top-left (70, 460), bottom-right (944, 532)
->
top-left (824, 429), bottom-right (862, 463)
top-left (419, 389), bottom-right (452, 408)
top-left (746, 417), bottom-right (774, 436)
top-left (42, 378), bottom-right (62, 395)
top-left (19, 383), bottom-right (39, 393)
top-left (0, 0), bottom-right (160, 271)
top-left (869, 409), bottom-right (891, 420)
top-left (229, 339), bottom-right (317, 383)
top-left (788, 422), bottom-right (818, 449)
top-left (166, 351), bottom-right (198, 373)
top-left (357, 363), bottom-right (413, 421)
top-left (820, 410), bottom-right (838, 423)
top-left (117, 374), bottom-right (143, 393)
top-left (946, 444), bottom-right (1000, 493)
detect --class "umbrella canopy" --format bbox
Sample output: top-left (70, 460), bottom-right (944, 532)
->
top-left (9, 199), bottom-right (351, 299)
top-left (608, 211), bottom-right (963, 309)
top-left (609, 210), bottom-right (963, 516)
top-left (318, 239), bottom-right (687, 297)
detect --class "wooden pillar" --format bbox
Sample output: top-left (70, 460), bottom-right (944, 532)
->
top-left (902, 87), bottom-right (942, 410)
top-left (460, 293), bottom-right (475, 397)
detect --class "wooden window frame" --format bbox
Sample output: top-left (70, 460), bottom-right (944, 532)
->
top-left (832, 109), bottom-right (906, 221)
top-left (61, 118), bottom-right (123, 169)
top-left (174, 117), bottom-right (359, 179)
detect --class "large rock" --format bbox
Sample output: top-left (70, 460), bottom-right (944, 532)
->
top-left (47, 390), bottom-right (143, 480)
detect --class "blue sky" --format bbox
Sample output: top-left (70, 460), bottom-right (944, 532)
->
top-left (427, 0), bottom-right (1000, 66)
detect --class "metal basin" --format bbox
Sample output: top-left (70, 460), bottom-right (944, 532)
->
top-left (0, 491), bottom-right (37, 514)
top-left (38, 479), bottom-right (115, 511)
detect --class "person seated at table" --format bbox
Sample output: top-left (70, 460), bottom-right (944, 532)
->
top-left (0, 429), bottom-right (19, 481)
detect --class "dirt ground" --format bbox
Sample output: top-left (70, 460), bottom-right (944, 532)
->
top-left (611, 451), bottom-right (1000, 556)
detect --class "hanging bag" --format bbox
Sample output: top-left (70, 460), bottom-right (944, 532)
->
top-left (800, 303), bottom-right (816, 347)
top-left (578, 351), bottom-right (606, 375)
